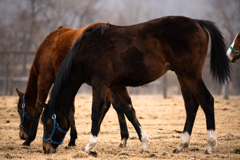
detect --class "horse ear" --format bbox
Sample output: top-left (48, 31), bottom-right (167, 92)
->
top-left (16, 88), bottom-right (24, 98)
top-left (39, 100), bottom-right (48, 108)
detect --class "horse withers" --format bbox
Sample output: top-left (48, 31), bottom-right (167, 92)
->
top-left (16, 23), bottom-right (137, 148)
top-left (41, 16), bottom-right (231, 154)
top-left (226, 31), bottom-right (240, 63)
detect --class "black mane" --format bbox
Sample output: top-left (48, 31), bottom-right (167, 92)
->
top-left (49, 27), bottom-right (93, 114)
top-left (49, 24), bottom-right (110, 114)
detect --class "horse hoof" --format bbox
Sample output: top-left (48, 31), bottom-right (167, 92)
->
top-left (89, 151), bottom-right (97, 157)
top-left (172, 148), bottom-right (180, 153)
top-left (141, 150), bottom-right (149, 153)
top-left (119, 143), bottom-right (126, 148)
top-left (82, 149), bottom-right (89, 154)
top-left (22, 141), bottom-right (30, 146)
top-left (204, 150), bottom-right (212, 154)
top-left (119, 138), bottom-right (127, 148)
top-left (119, 140), bottom-right (127, 148)
top-left (68, 143), bottom-right (76, 147)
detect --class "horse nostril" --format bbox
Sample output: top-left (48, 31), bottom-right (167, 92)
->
top-left (43, 147), bottom-right (46, 154)
top-left (47, 148), bottom-right (51, 154)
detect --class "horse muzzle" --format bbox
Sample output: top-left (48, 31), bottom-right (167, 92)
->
top-left (19, 130), bottom-right (29, 140)
top-left (43, 141), bottom-right (57, 154)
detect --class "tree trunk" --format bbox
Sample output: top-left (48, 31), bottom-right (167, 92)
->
top-left (222, 83), bottom-right (230, 99)
top-left (163, 74), bottom-right (167, 99)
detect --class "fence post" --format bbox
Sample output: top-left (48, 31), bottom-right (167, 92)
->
top-left (163, 73), bottom-right (167, 98)
top-left (9, 53), bottom-right (14, 95)
top-left (5, 55), bottom-right (9, 95)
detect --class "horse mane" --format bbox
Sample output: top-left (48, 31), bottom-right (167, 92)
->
top-left (96, 23), bottom-right (110, 35)
top-left (49, 23), bottom-right (110, 114)
top-left (49, 26), bottom-right (94, 114)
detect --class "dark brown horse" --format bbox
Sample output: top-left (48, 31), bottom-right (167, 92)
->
top-left (227, 31), bottom-right (240, 63)
top-left (41, 16), bottom-right (231, 154)
top-left (17, 23), bottom-right (140, 148)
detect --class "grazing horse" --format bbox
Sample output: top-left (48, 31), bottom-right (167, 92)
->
top-left (16, 23), bottom-right (137, 148)
top-left (226, 31), bottom-right (240, 63)
top-left (41, 16), bottom-right (231, 154)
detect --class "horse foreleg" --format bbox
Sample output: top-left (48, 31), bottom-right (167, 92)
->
top-left (84, 85), bottom-right (108, 153)
top-left (22, 78), bottom-right (52, 146)
top-left (22, 103), bottom-right (43, 146)
top-left (68, 102), bottom-right (77, 146)
top-left (110, 87), bottom-right (149, 152)
top-left (173, 75), bottom-right (199, 153)
top-left (106, 90), bottom-right (129, 148)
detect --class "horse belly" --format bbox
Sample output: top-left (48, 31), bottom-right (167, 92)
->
top-left (110, 59), bottom-right (169, 87)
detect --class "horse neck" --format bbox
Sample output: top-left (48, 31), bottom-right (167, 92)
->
top-left (24, 66), bottom-right (38, 111)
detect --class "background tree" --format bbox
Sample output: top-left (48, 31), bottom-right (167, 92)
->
top-left (0, 0), bottom-right (240, 97)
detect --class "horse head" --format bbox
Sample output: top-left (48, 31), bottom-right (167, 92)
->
top-left (40, 100), bottom-right (70, 154)
top-left (227, 31), bottom-right (240, 63)
top-left (16, 88), bottom-right (33, 140)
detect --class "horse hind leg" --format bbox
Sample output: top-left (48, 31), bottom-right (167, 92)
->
top-left (179, 75), bottom-right (217, 154)
top-left (117, 111), bottom-right (129, 148)
top-left (173, 75), bottom-right (199, 153)
top-left (68, 102), bottom-right (77, 146)
top-left (110, 87), bottom-right (150, 152)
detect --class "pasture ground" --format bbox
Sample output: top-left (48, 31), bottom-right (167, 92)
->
top-left (0, 95), bottom-right (240, 160)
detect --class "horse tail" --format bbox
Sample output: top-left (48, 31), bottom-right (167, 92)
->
top-left (49, 26), bottom-right (94, 112)
top-left (197, 20), bottom-right (231, 84)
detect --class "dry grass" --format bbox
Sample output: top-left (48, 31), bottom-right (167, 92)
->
top-left (0, 95), bottom-right (240, 160)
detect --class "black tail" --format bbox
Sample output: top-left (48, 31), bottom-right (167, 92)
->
top-left (197, 20), bottom-right (231, 84)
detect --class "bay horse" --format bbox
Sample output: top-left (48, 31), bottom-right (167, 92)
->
top-left (16, 23), bottom-right (139, 148)
top-left (226, 31), bottom-right (240, 63)
top-left (41, 16), bottom-right (231, 154)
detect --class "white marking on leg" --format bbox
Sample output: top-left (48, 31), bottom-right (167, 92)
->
top-left (140, 126), bottom-right (150, 152)
top-left (175, 132), bottom-right (190, 153)
top-left (206, 130), bottom-right (217, 154)
top-left (84, 134), bottom-right (98, 153)
top-left (227, 34), bottom-right (237, 61)
top-left (119, 137), bottom-right (127, 148)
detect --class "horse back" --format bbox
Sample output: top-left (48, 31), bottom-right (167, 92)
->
top-left (32, 23), bottom-right (109, 78)
top-left (78, 16), bottom-right (208, 87)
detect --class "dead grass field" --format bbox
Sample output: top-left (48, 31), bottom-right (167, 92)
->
top-left (0, 95), bottom-right (240, 160)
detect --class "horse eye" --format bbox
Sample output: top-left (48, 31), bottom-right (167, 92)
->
top-left (237, 35), bottom-right (240, 39)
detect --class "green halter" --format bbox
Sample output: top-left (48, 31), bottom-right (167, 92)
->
top-left (229, 45), bottom-right (240, 58)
